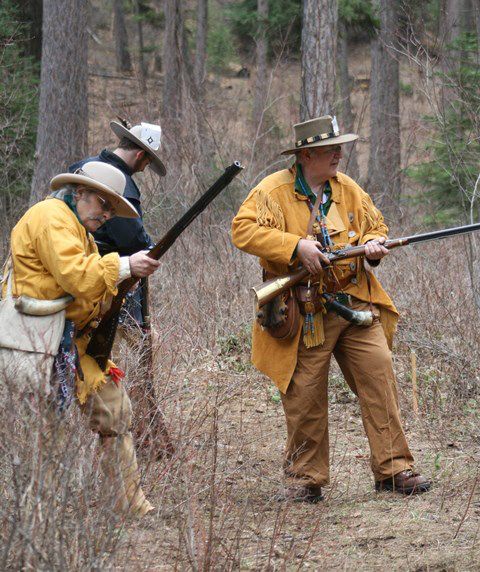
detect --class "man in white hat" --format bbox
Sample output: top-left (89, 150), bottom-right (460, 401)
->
top-left (232, 115), bottom-right (430, 502)
top-left (0, 161), bottom-right (160, 517)
top-left (69, 120), bottom-right (166, 325)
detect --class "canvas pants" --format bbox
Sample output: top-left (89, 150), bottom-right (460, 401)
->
top-left (281, 300), bottom-right (414, 486)
top-left (0, 347), bottom-right (153, 517)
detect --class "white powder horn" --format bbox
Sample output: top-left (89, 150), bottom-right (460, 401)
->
top-left (14, 295), bottom-right (74, 316)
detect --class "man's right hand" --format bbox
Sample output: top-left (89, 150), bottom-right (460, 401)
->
top-left (296, 238), bottom-right (331, 275)
top-left (129, 250), bottom-right (160, 277)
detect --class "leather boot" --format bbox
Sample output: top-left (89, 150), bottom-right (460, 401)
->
top-left (375, 470), bottom-right (431, 495)
top-left (100, 433), bottom-right (154, 517)
top-left (277, 484), bottom-right (324, 503)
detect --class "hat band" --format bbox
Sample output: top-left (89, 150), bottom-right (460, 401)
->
top-left (295, 128), bottom-right (340, 148)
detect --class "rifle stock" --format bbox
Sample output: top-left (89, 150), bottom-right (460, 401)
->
top-left (87, 161), bottom-right (243, 369)
top-left (252, 222), bottom-right (480, 307)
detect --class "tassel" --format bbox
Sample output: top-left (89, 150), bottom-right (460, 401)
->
top-left (108, 366), bottom-right (125, 386)
top-left (303, 312), bottom-right (325, 348)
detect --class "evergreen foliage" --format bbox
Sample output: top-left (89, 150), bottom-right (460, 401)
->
top-left (0, 0), bottom-right (38, 211)
top-left (227, 0), bottom-right (301, 57)
top-left (226, 0), bottom-right (377, 58)
top-left (408, 33), bottom-right (480, 224)
top-left (339, 0), bottom-right (378, 39)
top-left (207, 1), bottom-right (235, 71)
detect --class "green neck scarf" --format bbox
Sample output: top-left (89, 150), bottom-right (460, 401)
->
top-left (50, 190), bottom-right (83, 224)
top-left (294, 163), bottom-right (332, 213)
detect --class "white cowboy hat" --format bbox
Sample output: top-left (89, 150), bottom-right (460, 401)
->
top-left (281, 115), bottom-right (358, 155)
top-left (50, 161), bottom-right (138, 218)
top-left (110, 121), bottom-right (167, 177)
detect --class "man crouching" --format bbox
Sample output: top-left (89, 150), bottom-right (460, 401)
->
top-left (0, 162), bottom-right (159, 518)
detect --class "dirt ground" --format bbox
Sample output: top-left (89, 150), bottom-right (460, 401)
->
top-left (67, 19), bottom-right (480, 570)
top-left (109, 348), bottom-right (480, 570)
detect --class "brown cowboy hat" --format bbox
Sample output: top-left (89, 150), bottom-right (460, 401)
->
top-left (281, 115), bottom-right (358, 155)
top-left (50, 161), bottom-right (138, 218)
top-left (110, 121), bottom-right (167, 177)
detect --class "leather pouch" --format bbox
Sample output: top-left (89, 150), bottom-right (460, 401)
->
top-left (257, 288), bottom-right (300, 340)
top-left (0, 271), bottom-right (65, 356)
top-left (295, 284), bottom-right (324, 316)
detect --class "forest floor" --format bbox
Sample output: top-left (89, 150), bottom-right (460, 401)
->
top-left (110, 349), bottom-right (480, 570)
top-left (83, 29), bottom-right (480, 571)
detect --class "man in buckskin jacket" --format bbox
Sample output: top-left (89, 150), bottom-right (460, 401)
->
top-left (232, 115), bottom-right (430, 502)
top-left (0, 161), bottom-right (160, 517)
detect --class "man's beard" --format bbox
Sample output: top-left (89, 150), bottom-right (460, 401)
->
top-left (133, 155), bottom-right (148, 172)
top-left (87, 216), bottom-right (105, 224)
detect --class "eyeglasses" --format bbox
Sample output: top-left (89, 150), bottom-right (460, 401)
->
top-left (95, 194), bottom-right (116, 215)
top-left (74, 169), bottom-right (116, 215)
top-left (317, 145), bottom-right (343, 156)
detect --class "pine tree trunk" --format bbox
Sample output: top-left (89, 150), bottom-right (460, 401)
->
top-left (162, 0), bottom-right (203, 168)
top-left (337, 20), bottom-right (359, 181)
top-left (367, 0), bottom-right (401, 216)
top-left (113, 0), bottom-right (133, 73)
top-left (476, 0), bottom-right (480, 63)
top-left (194, 0), bottom-right (208, 91)
top-left (300, 0), bottom-right (337, 120)
top-left (252, 0), bottom-right (268, 129)
top-left (162, 0), bottom-right (184, 124)
top-left (440, 0), bottom-right (465, 71)
top-left (30, 0), bottom-right (88, 204)
top-left (18, 0), bottom-right (43, 62)
top-left (135, 0), bottom-right (147, 93)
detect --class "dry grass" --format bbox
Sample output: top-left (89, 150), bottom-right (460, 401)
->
top-left (108, 226), bottom-right (480, 571)
top-left (1, 11), bottom-right (480, 571)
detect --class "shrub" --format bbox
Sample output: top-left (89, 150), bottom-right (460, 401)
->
top-left (407, 33), bottom-right (480, 224)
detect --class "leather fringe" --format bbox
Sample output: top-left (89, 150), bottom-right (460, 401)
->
top-left (303, 312), bottom-right (325, 348)
top-left (255, 189), bottom-right (286, 231)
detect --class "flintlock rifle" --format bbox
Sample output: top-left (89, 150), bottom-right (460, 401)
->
top-left (253, 222), bottom-right (480, 308)
top-left (87, 161), bottom-right (243, 368)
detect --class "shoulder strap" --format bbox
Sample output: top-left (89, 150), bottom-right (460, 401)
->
top-left (306, 184), bottom-right (325, 238)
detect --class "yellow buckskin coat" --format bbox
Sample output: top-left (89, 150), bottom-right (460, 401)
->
top-left (232, 167), bottom-right (399, 394)
top-left (4, 198), bottom-right (121, 402)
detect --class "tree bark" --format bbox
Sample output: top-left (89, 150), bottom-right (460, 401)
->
top-left (162, 0), bottom-right (184, 124)
top-left (162, 0), bottom-right (204, 168)
top-left (439, 0), bottom-right (464, 71)
top-left (300, 0), bottom-right (338, 120)
top-left (476, 0), bottom-right (480, 63)
top-left (194, 0), bottom-right (208, 91)
top-left (367, 0), bottom-right (401, 216)
top-left (113, 0), bottom-right (133, 73)
top-left (337, 20), bottom-right (359, 181)
top-left (135, 0), bottom-right (147, 93)
top-left (252, 0), bottom-right (268, 129)
top-left (18, 0), bottom-right (43, 62)
top-left (30, 0), bottom-right (88, 204)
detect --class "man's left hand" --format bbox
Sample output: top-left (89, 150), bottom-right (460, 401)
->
top-left (364, 237), bottom-right (389, 261)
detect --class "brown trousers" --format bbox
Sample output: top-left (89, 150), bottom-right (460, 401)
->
top-left (281, 300), bottom-right (414, 486)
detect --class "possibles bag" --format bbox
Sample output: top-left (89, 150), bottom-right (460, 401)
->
top-left (0, 270), bottom-right (65, 356)
top-left (256, 287), bottom-right (300, 340)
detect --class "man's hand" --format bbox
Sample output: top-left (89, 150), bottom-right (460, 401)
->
top-left (296, 238), bottom-right (331, 275)
top-left (364, 237), bottom-right (389, 261)
top-left (129, 250), bottom-right (160, 277)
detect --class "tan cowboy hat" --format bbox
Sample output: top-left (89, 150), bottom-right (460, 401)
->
top-left (110, 120), bottom-right (167, 177)
top-left (281, 115), bottom-right (358, 155)
top-left (50, 161), bottom-right (138, 218)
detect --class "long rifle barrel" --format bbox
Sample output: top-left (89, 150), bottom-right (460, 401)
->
top-left (253, 222), bottom-right (480, 307)
top-left (87, 161), bottom-right (243, 369)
